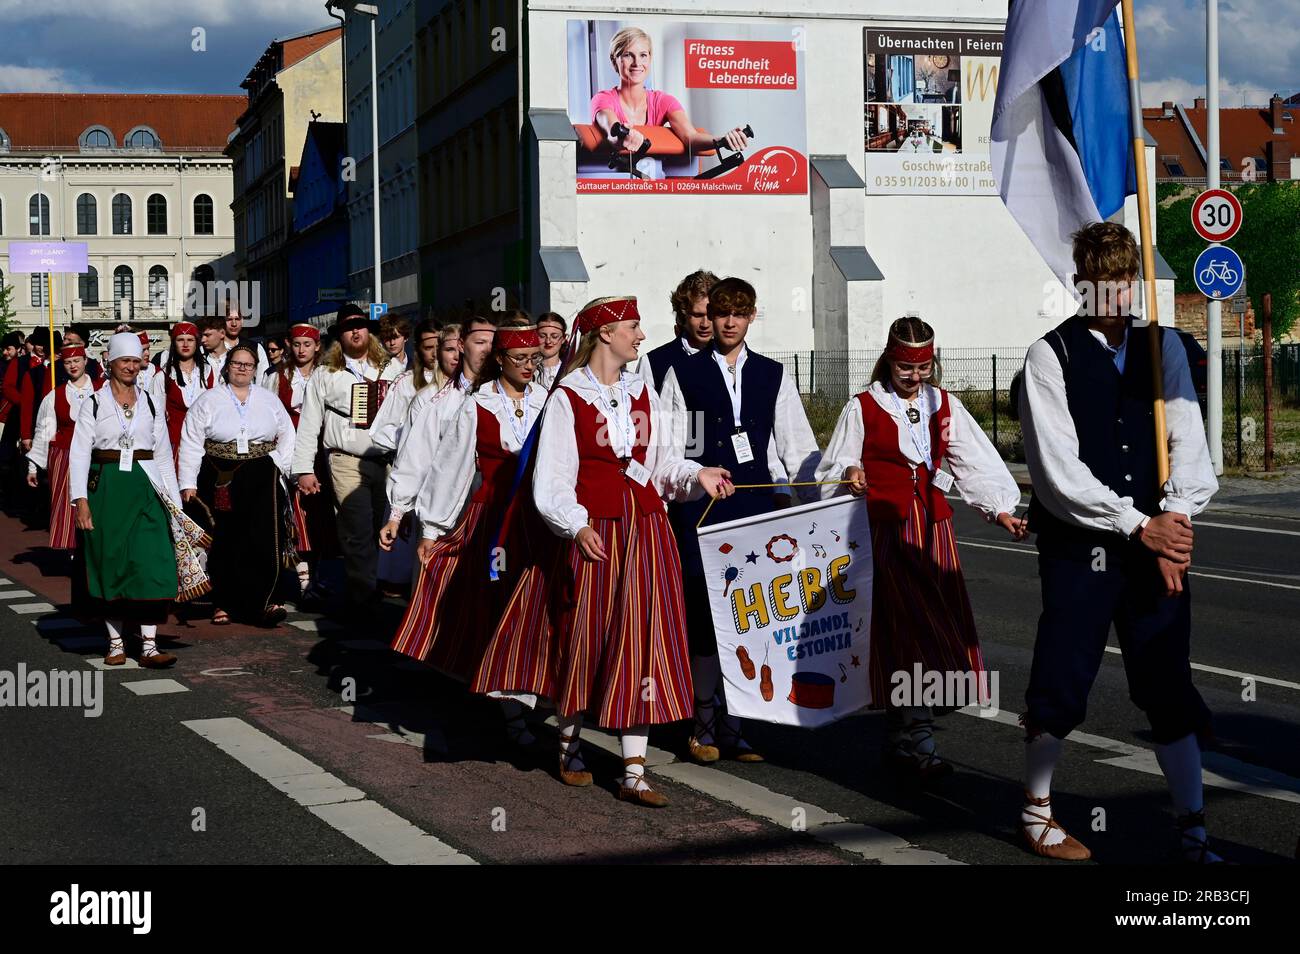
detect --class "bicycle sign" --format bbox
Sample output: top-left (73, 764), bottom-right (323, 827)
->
top-left (1194, 245), bottom-right (1245, 300)
top-left (1191, 189), bottom-right (1243, 243)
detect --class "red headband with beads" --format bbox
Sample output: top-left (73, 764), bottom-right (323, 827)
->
top-left (496, 326), bottom-right (540, 349)
top-left (885, 338), bottom-right (934, 363)
top-left (576, 296), bottom-right (639, 334)
top-left (171, 322), bottom-right (198, 339)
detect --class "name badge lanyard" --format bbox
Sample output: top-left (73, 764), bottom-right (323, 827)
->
top-left (495, 380), bottom-right (534, 447)
top-left (112, 395), bottom-right (139, 471)
top-left (888, 384), bottom-right (933, 470)
top-left (229, 386), bottom-right (251, 451)
top-left (583, 367), bottom-right (633, 459)
top-left (714, 350), bottom-right (744, 429)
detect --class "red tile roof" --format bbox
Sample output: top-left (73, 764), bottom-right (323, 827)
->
top-left (0, 93), bottom-right (244, 153)
top-left (1181, 104), bottom-right (1299, 178)
top-left (282, 28), bottom-right (342, 70)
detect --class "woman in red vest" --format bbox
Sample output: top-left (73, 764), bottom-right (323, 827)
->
top-left (150, 322), bottom-right (214, 467)
top-left (26, 345), bottom-right (101, 550)
top-left (389, 318), bottom-right (550, 737)
top-left (274, 323), bottom-right (336, 596)
top-left (527, 296), bottom-right (732, 806)
top-left (817, 317), bottom-right (1025, 781)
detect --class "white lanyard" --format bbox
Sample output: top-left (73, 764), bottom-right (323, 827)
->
top-left (494, 380), bottom-right (533, 446)
top-left (111, 393), bottom-right (138, 449)
top-left (712, 348), bottom-right (745, 427)
top-left (228, 386), bottom-right (251, 434)
top-left (888, 384), bottom-right (932, 465)
top-left (583, 367), bottom-right (633, 458)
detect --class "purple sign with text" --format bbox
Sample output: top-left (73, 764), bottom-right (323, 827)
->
top-left (6, 241), bottom-right (89, 274)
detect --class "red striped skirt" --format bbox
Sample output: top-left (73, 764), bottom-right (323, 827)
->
top-left (390, 501), bottom-right (511, 680)
top-left (291, 447), bottom-right (339, 556)
top-left (546, 494), bottom-right (693, 730)
top-left (868, 496), bottom-right (984, 708)
top-left (47, 444), bottom-right (76, 550)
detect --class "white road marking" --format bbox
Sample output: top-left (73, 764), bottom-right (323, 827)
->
top-left (958, 539), bottom-right (1300, 591)
top-left (549, 719), bottom-right (961, 865)
top-left (183, 717), bottom-right (474, 865)
top-left (10, 602), bottom-right (55, 614)
top-left (122, 678), bottom-right (190, 696)
top-left (957, 707), bottom-right (1300, 804)
top-left (1102, 645), bottom-right (1300, 692)
top-left (0, 589), bottom-right (35, 600)
top-left (1195, 520), bottom-right (1300, 537)
top-left (86, 657), bottom-right (140, 670)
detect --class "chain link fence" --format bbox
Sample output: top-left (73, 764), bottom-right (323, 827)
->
top-left (772, 343), bottom-right (1300, 471)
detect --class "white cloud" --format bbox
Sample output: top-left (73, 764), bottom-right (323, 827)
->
top-left (1142, 75), bottom-right (1270, 109)
top-left (0, 0), bottom-right (329, 27)
top-left (0, 64), bottom-right (80, 92)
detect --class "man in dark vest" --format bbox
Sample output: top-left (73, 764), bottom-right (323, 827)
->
top-left (661, 277), bottom-right (820, 764)
top-left (1018, 222), bottom-right (1219, 862)
top-left (633, 269), bottom-right (717, 392)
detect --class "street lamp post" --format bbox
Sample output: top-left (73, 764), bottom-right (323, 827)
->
top-left (1206, 0), bottom-right (1223, 473)
top-left (354, 2), bottom-right (381, 305)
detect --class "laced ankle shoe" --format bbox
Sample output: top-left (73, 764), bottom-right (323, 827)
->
top-left (1176, 811), bottom-right (1225, 864)
top-left (717, 711), bottom-right (764, 763)
top-left (898, 717), bottom-right (953, 781)
top-left (1020, 792), bottom-right (1091, 861)
top-left (687, 696), bottom-right (721, 764)
top-left (616, 756), bottom-right (669, 808)
top-left (557, 730), bottom-right (592, 787)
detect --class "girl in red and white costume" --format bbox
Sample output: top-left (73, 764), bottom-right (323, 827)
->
top-left (274, 323), bottom-right (336, 595)
top-left (150, 322), bottom-right (215, 468)
top-left (816, 317), bottom-right (1025, 780)
top-left (529, 296), bottom-right (732, 806)
top-left (27, 345), bottom-right (102, 551)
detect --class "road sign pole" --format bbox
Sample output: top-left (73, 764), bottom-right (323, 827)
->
top-left (47, 272), bottom-right (55, 391)
top-left (1206, 0), bottom-right (1223, 473)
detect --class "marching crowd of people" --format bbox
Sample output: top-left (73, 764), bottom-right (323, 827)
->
top-left (0, 222), bottom-right (1224, 861)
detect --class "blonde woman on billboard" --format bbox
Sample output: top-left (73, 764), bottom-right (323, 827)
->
top-left (592, 26), bottom-right (749, 158)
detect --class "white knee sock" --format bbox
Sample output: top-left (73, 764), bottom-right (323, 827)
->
top-left (557, 713), bottom-right (584, 771)
top-left (621, 727), bottom-right (649, 790)
top-left (1022, 732), bottom-right (1065, 847)
top-left (1155, 733), bottom-right (1218, 861)
top-left (296, 561), bottom-right (310, 593)
top-left (140, 624), bottom-right (158, 657)
top-left (105, 619), bottom-right (125, 655)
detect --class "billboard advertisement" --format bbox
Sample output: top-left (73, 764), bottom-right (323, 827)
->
top-left (863, 27), bottom-right (1005, 195)
top-left (567, 18), bottom-right (808, 195)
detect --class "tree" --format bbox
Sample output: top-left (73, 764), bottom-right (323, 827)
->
top-left (0, 278), bottom-right (18, 338)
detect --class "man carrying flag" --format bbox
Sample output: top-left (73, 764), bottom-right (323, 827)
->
top-left (994, 1), bottom-right (1222, 863)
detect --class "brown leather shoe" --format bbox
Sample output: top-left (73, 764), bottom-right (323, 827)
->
top-left (139, 652), bottom-right (177, 669)
top-left (557, 734), bottom-right (593, 787)
top-left (1021, 792), bottom-right (1091, 861)
top-left (616, 757), bottom-right (669, 807)
top-left (104, 652), bottom-right (127, 666)
top-left (687, 736), bottom-right (721, 764)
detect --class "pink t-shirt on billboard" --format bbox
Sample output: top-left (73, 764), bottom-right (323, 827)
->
top-left (590, 88), bottom-right (684, 127)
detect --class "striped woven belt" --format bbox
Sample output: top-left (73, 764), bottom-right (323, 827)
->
top-left (204, 438), bottom-right (276, 461)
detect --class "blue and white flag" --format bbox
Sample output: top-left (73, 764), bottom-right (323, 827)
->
top-left (991, 1), bottom-right (1137, 287)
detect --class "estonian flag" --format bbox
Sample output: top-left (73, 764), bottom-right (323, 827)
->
top-left (991, 0), bottom-right (1138, 287)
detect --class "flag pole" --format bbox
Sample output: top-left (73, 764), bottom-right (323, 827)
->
top-left (1120, 0), bottom-right (1170, 485)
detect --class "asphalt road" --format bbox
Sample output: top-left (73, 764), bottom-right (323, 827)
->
top-left (1, 496), bottom-right (1296, 866)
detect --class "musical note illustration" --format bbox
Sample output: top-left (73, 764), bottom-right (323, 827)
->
top-left (838, 663), bottom-right (848, 683)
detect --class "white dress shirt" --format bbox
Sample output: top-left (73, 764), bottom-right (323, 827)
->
top-left (178, 385), bottom-right (296, 490)
top-left (629, 336), bottom-right (699, 387)
top-left (1019, 325), bottom-right (1218, 536)
top-left (370, 367), bottom-right (439, 453)
top-left (533, 369), bottom-right (704, 540)
top-left (149, 359), bottom-right (214, 410)
top-left (28, 377), bottom-right (96, 473)
top-left (385, 380), bottom-right (466, 520)
top-left (815, 382), bottom-right (1022, 519)
top-left (418, 383), bottom-right (549, 539)
top-left (291, 356), bottom-right (405, 473)
top-left (659, 344), bottom-right (822, 499)
top-left (69, 384), bottom-right (180, 505)
top-left (536, 360), bottom-right (563, 391)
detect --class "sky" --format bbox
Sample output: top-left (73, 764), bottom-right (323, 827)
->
top-left (0, 0), bottom-right (1294, 107)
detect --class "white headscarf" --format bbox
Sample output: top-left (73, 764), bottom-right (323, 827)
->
top-left (106, 332), bottom-right (143, 362)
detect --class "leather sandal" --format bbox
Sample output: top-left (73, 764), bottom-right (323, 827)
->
top-left (557, 730), bottom-right (592, 787)
top-left (104, 651), bottom-right (126, 666)
top-left (888, 718), bottom-right (952, 782)
top-left (1176, 811), bottom-right (1225, 864)
top-left (616, 756), bottom-right (669, 808)
top-left (717, 714), bottom-right (765, 763)
top-left (687, 697), bottom-right (721, 764)
top-left (1020, 792), bottom-right (1091, 861)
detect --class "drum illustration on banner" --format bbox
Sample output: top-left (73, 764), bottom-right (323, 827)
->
top-left (698, 495), bottom-right (873, 728)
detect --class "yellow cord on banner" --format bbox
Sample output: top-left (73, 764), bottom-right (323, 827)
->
top-left (695, 479), bottom-right (854, 529)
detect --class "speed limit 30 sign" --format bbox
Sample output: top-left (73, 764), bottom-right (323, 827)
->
top-left (1191, 188), bottom-right (1243, 243)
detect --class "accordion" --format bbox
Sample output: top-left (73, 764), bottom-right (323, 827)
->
top-left (350, 380), bottom-right (378, 428)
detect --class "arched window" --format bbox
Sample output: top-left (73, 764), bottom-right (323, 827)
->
top-left (113, 265), bottom-right (134, 303)
top-left (78, 266), bottom-right (99, 306)
top-left (112, 194), bottom-right (132, 234)
top-left (146, 193), bottom-right (167, 235)
top-left (29, 194), bottom-right (50, 236)
top-left (193, 194), bottom-right (214, 235)
top-left (76, 193), bottom-right (97, 235)
top-left (80, 126), bottom-right (114, 151)
top-left (125, 127), bottom-right (161, 150)
top-left (149, 266), bottom-right (168, 309)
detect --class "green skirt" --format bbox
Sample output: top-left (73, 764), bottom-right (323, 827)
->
top-left (82, 461), bottom-right (178, 610)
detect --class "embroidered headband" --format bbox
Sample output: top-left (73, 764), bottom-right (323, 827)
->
top-left (290, 323), bottom-right (321, 342)
top-left (576, 296), bottom-right (639, 335)
top-left (496, 326), bottom-right (540, 349)
top-left (171, 322), bottom-right (199, 339)
top-left (59, 346), bottom-right (86, 360)
top-left (138, 331), bottom-right (151, 346)
top-left (885, 335), bottom-right (934, 364)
